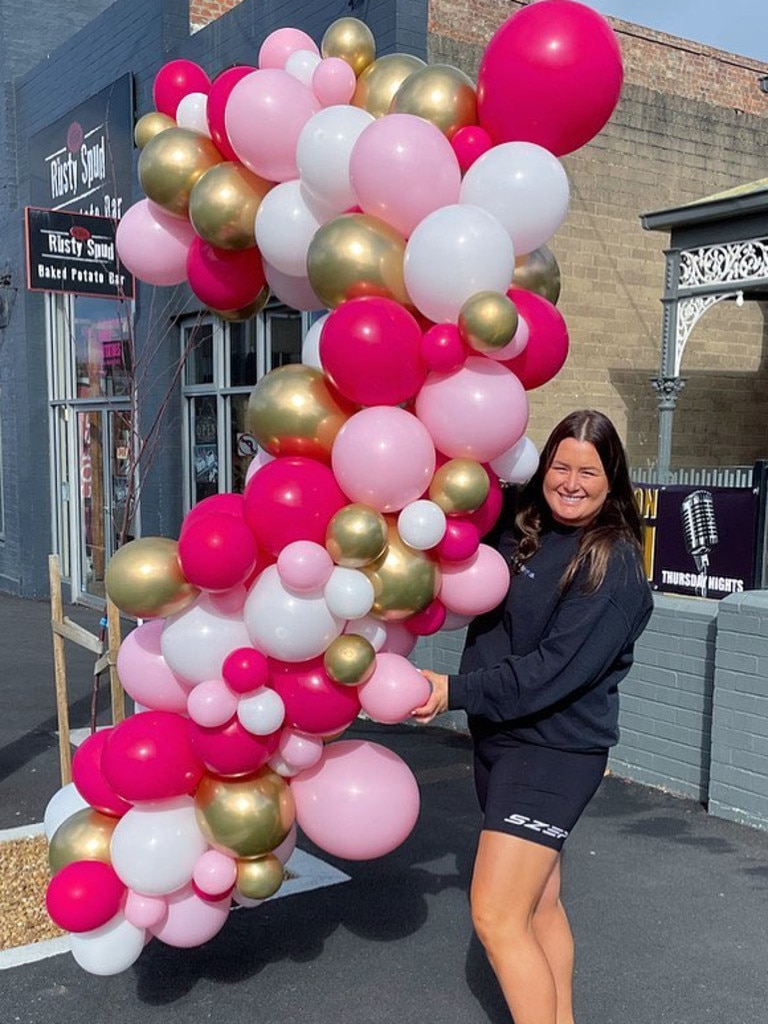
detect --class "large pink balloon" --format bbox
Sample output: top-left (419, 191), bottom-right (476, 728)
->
top-left (150, 884), bottom-right (230, 948)
top-left (243, 456), bottom-right (348, 556)
top-left (226, 69), bottom-right (321, 182)
top-left (415, 357), bottom-right (529, 462)
top-left (291, 740), bottom-right (420, 860)
top-left (116, 620), bottom-right (193, 713)
top-left (357, 653), bottom-right (431, 725)
top-left (331, 407), bottom-right (436, 513)
top-left (439, 544), bottom-right (511, 616)
top-left (186, 236), bottom-right (267, 311)
top-left (349, 113), bottom-right (461, 238)
top-left (320, 297), bottom-right (426, 406)
top-left (206, 65), bottom-right (256, 161)
top-left (476, 0), bottom-right (623, 156)
top-left (115, 199), bottom-right (196, 287)
top-left (501, 288), bottom-right (570, 390)
top-left (153, 59), bottom-right (211, 118)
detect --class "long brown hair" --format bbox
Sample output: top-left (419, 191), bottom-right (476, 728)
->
top-left (513, 410), bottom-right (644, 592)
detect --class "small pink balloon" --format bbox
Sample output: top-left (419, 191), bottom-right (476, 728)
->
top-left (312, 56), bottom-right (357, 106)
top-left (192, 849), bottom-right (237, 899)
top-left (358, 653), bottom-right (432, 724)
top-left (435, 519), bottom-right (480, 562)
top-left (277, 541), bottom-right (334, 593)
top-left (186, 679), bottom-right (239, 728)
top-left (450, 124), bottom-right (493, 173)
top-left (124, 890), bottom-right (168, 930)
top-left (278, 727), bottom-right (324, 771)
top-left (439, 544), bottom-right (511, 617)
top-left (150, 885), bottom-right (230, 948)
top-left (379, 621), bottom-right (417, 657)
top-left (259, 26), bottom-right (319, 70)
top-left (421, 323), bottom-right (467, 375)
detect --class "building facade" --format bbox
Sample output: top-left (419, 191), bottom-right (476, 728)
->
top-left (1, 0), bottom-right (767, 600)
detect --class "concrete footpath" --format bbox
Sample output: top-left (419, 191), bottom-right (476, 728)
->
top-left (1, 591), bottom-right (767, 1024)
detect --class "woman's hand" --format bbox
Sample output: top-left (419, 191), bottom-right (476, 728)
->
top-left (411, 670), bottom-right (449, 724)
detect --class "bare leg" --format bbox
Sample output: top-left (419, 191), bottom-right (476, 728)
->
top-left (533, 857), bottom-right (576, 1024)
top-left (470, 830), bottom-right (561, 1024)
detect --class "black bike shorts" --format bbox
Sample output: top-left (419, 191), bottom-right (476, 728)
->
top-left (473, 733), bottom-right (608, 851)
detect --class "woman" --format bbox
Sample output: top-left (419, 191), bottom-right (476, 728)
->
top-left (413, 410), bottom-right (653, 1024)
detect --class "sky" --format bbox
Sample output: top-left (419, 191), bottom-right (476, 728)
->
top-left (576, 1), bottom-right (768, 63)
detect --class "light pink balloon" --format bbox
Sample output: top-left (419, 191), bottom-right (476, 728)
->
top-left (116, 619), bottom-right (194, 713)
top-left (278, 727), bottom-right (324, 770)
top-left (379, 621), bottom-right (417, 657)
top-left (331, 406), bottom-right (436, 513)
top-left (124, 891), bottom-right (167, 930)
top-left (226, 69), bottom-right (321, 182)
top-left (277, 541), bottom-right (335, 593)
top-left (192, 850), bottom-right (237, 898)
top-left (358, 652), bottom-right (431, 725)
top-left (350, 113), bottom-right (461, 238)
top-left (115, 199), bottom-right (196, 286)
top-left (150, 884), bottom-right (230, 948)
top-left (415, 357), bottom-right (529, 462)
top-left (273, 822), bottom-right (298, 865)
top-left (439, 544), bottom-right (511, 616)
top-left (259, 26), bottom-right (319, 69)
top-left (264, 260), bottom-right (325, 311)
top-left (186, 678), bottom-right (239, 728)
top-left (290, 739), bottom-right (420, 860)
top-left (312, 57), bottom-right (357, 106)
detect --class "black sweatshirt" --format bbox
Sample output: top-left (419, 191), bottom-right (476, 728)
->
top-left (448, 523), bottom-right (654, 752)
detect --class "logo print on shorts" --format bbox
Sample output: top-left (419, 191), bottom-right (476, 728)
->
top-left (503, 812), bottom-right (569, 840)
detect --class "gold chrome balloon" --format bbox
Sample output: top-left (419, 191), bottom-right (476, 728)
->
top-left (212, 284), bottom-right (271, 322)
top-left (361, 519), bottom-right (439, 620)
top-left (236, 854), bottom-right (285, 901)
top-left (352, 53), bottom-right (426, 119)
top-left (512, 246), bottom-right (562, 306)
top-left (321, 17), bottom-right (376, 77)
top-left (326, 503), bottom-right (389, 568)
top-left (246, 364), bottom-right (352, 463)
top-left (195, 768), bottom-right (295, 860)
top-left (429, 459), bottom-right (490, 515)
top-left (105, 537), bottom-right (199, 618)
top-left (189, 162), bottom-right (272, 250)
top-left (138, 126), bottom-right (223, 219)
top-left (134, 111), bottom-right (176, 150)
top-left (390, 64), bottom-right (477, 138)
top-left (324, 634), bottom-right (377, 686)
top-left (307, 213), bottom-right (410, 310)
top-left (48, 808), bottom-right (118, 875)
top-left (458, 291), bottom-right (519, 353)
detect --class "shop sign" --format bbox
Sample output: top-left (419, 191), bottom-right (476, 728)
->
top-left (25, 207), bottom-right (134, 299)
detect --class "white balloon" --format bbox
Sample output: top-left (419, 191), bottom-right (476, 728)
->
top-left (403, 204), bottom-right (515, 323)
top-left (460, 142), bottom-right (569, 257)
top-left (255, 179), bottom-right (323, 277)
top-left (301, 312), bottom-right (329, 369)
top-left (44, 783), bottom-right (89, 840)
top-left (243, 564), bottom-right (343, 661)
top-left (297, 104), bottom-right (375, 217)
top-left (397, 500), bottom-right (447, 550)
top-left (285, 48), bottom-right (322, 86)
top-left (489, 435), bottom-right (541, 485)
top-left (485, 314), bottom-right (530, 362)
top-left (70, 912), bottom-right (146, 976)
top-left (237, 686), bottom-right (286, 735)
top-left (323, 566), bottom-right (375, 620)
top-left (161, 593), bottom-right (251, 684)
top-left (344, 615), bottom-right (388, 651)
top-left (245, 447), bottom-right (276, 485)
top-left (110, 797), bottom-right (208, 896)
top-left (264, 260), bottom-right (325, 311)
top-left (175, 92), bottom-right (211, 137)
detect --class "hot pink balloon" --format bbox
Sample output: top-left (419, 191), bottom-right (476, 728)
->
top-left (222, 647), bottom-right (271, 695)
top-left (312, 56), bottom-right (357, 106)
top-left (435, 519), bottom-right (480, 563)
top-left (320, 297), bottom-right (427, 406)
top-left (46, 860), bottom-right (125, 934)
top-left (349, 113), bottom-right (461, 238)
top-left (115, 199), bottom-right (196, 287)
top-left (71, 729), bottom-right (132, 818)
top-left (186, 236), bottom-right (267, 311)
top-left (358, 653), bottom-right (432, 724)
top-left (188, 715), bottom-right (280, 777)
top-left (269, 656), bottom-right (361, 736)
top-left (450, 124), bottom-right (493, 172)
top-left (206, 65), bottom-right (256, 161)
top-left (501, 288), bottom-right (570, 390)
top-left (116, 619), bottom-right (193, 714)
top-left (415, 357), bottom-right (529, 462)
top-left (439, 544), bottom-right (511, 617)
top-left (101, 711), bottom-right (204, 803)
top-left (150, 885), bottom-right (230, 948)
top-left (243, 456), bottom-right (348, 556)
top-left (259, 26), bottom-right (319, 70)
top-left (421, 323), bottom-right (467, 375)
top-left (404, 598), bottom-right (447, 636)
top-left (181, 492), bottom-right (247, 534)
top-left (277, 541), bottom-right (334, 593)
top-left (466, 469), bottom-right (504, 538)
top-left (153, 59), bottom-right (212, 118)
top-left (226, 69), bottom-right (321, 182)
top-left (331, 407), bottom-right (436, 513)
top-left (476, 0), bottom-right (623, 156)
top-left (178, 510), bottom-right (257, 592)
top-left (291, 739), bottom-right (420, 860)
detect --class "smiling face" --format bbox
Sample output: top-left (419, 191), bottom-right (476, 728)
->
top-left (543, 437), bottom-right (610, 529)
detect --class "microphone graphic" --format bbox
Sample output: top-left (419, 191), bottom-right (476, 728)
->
top-left (680, 490), bottom-right (718, 598)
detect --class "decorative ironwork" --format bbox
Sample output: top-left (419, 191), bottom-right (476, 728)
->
top-left (673, 292), bottom-right (743, 375)
top-left (651, 375), bottom-right (687, 409)
top-left (679, 238), bottom-right (768, 289)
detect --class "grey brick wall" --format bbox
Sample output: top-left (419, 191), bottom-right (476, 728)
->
top-left (708, 591), bottom-right (768, 830)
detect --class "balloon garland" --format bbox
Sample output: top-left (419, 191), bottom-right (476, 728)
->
top-left (44, 2), bottom-right (623, 975)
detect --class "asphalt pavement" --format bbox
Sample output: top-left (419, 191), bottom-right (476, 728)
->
top-left (1, 590), bottom-right (767, 1024)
